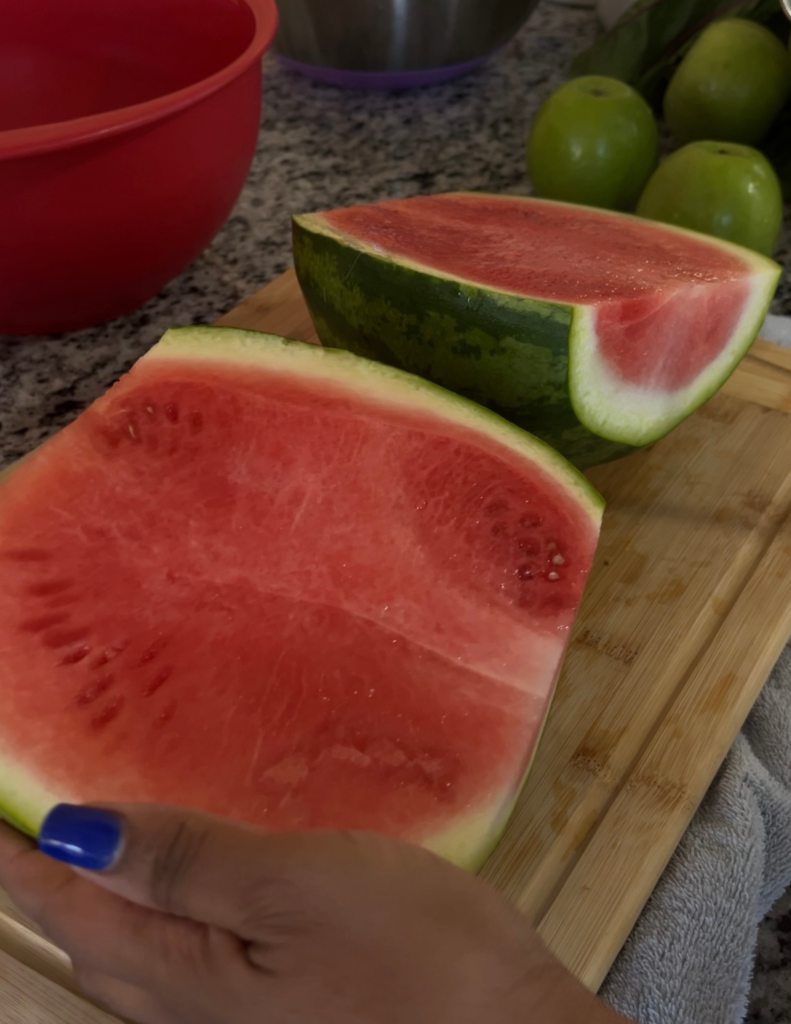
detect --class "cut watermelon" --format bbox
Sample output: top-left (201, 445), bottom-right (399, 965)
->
top-left (293, 193), bottom-right (780, 468)
top-left (0, 327), bottom-right (602, 869)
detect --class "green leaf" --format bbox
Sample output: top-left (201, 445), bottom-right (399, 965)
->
top-left (571, 0), bottom-right (787, 106)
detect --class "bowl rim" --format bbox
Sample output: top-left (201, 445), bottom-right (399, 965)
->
top-left (0, 0), bottom-right (279, 161)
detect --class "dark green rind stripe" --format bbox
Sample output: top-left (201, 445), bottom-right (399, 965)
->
top-left (293, 218), bottom-right (636, 469)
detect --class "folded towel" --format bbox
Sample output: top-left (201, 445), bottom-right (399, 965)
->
top-left (600, 316), bottom-right (791, 1022)
top-left (601, 650), bottom-right (791, 1022)
top-left (758, 314), bottom-right (791, 350)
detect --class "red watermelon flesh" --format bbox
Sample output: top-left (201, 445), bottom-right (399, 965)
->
top-left (0, 328), bottom-right (602, 868)
top-left (322, 193), bottom-right (760, 392)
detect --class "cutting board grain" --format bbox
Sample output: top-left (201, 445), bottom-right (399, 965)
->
top-left (4, 270), bottom-right (791, 1019)
top-left (0, 945), bottom-right (115, 1024)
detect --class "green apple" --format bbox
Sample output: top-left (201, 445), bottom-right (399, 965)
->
top-left (664, 19), bottom-right (791, 146)
top-left (527, 76), bottom-right (659, 211)
top-left (636, 141), bottom-right (783, 255)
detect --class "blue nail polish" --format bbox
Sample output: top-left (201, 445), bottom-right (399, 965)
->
top-left (38, 804), bottom-right (123, 871)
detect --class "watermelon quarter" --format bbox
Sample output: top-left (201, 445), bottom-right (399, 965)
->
top-left (293, 193), bottom-right (780, 468)
top-left (0, 327), bottom-right (602, 869)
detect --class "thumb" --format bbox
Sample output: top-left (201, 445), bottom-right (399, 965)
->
top-left (39, 802), bottom-right (286, 935)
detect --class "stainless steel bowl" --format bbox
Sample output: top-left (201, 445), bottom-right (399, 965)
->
top-left (274, 0), bottom-right (540, 88)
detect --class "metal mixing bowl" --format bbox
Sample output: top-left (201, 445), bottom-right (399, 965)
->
top-left (274, 0), bottom-right (540, 88)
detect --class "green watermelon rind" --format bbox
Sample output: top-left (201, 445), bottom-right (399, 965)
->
top-left (0, 745), bottom-right (59, 837)
top-left (291, 218), bottom-right (630, 470)
top-left (0, 458), bottom-right (59, 837)
top-left (292, 194), bottom-right (780, 467)
top-left (0, 327), bottom-right (603, 866)
top-left (426, 676), bottom-right (560, 872)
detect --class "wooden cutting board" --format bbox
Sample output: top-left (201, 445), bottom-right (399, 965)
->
top-left (5, 269), bottom-right (791, 1023)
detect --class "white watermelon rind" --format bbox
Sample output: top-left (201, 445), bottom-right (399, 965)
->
top-left (293, 193), bottom-right (781, 464)
top-left (568, 240), bottom-right (779, 446)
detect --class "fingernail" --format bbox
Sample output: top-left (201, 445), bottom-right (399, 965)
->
top-left (38, 804), bottom-right (123, 871)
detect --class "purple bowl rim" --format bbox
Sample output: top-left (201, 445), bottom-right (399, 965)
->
top-left (0, 0), bottom-right (278, 162)
top-left (275, 50), bottom-right (497, 90)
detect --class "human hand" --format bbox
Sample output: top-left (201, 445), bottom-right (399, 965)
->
top-left (0, 804), bottom-right (627, 1024)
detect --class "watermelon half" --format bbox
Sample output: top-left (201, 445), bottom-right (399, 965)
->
top-left (0, 327), bottom-right (602, 869)
top-left (292, 193), bottom-right (780, 468)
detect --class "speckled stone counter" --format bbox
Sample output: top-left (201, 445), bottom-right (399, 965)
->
top-left (1, 2), bottom-right (789, 1019)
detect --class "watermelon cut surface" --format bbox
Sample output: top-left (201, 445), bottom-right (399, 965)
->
top-left (0, 327), bottom-right (602, 869)
top-left (293, 193), bottom-right (780, 468)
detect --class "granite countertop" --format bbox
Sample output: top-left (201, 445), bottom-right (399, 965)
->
top-left (0, 1), bottom-right (789, 1019)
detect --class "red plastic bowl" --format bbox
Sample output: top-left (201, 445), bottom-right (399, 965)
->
top-left (0, 0), bottom-right (278, 335)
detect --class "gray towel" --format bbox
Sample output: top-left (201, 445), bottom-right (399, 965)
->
top-left (757, 315), bottom-right (791, 350)
top-left (600, 321), bottom-right (791, 1022)
top-left (601, 653), bottom-right (791, 1022)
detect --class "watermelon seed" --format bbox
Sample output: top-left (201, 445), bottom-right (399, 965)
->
top-left (145, 406), bottom-right (156, 417)
top-left (138, 636), bottom-right (168, 665)
top-left (164, 403), bottom-right (179, 423)
top-left (90, 697), bottom-right (123, 729)
top-left (76, 674), bottom-right (114, 706)
top-left (128, 424), bottom-right (137, 440)
top-left (90, 641), bottom-right (129, 670)
top-left (143, 665), bottom-right (173, 697)
top-left (157, 702), bottom-right (177, 726)
top-left (26, 578), bottom-right (73, 598)
top-left (4, 548), bottom-right (52, 562)
top-left (552, 554), bottom-right (565, 566)
top-left (61, 643), bottom-right (91, 666)
top-left (19, 612), bottom-right (68, 633)
top-left (548, 572), bottom-right (560, 581)
top-left (43, 626), bottom-right (90, 649)
top-left (99, 427), bottom-right (122, 450)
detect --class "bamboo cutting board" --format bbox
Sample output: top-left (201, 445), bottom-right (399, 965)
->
top-left (4, 270), bottom-right (791, 1023)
